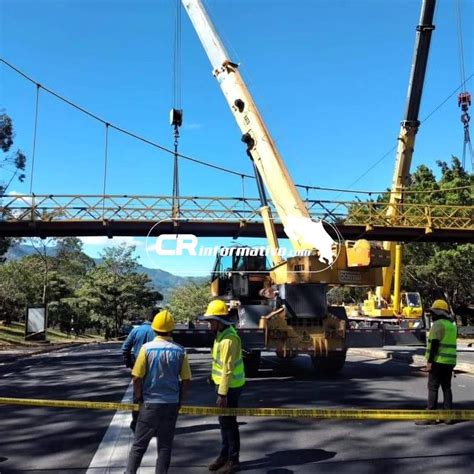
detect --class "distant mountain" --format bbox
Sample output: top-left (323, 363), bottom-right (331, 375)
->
top-left (6, 244), bottom-right (57, 260)
top-left (5, 244), bottom-right (208, 301)
top-left (139, 266), bottom-right (208, 301)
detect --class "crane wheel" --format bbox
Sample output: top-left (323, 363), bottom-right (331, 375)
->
top-left (311, 350), bottom-right (347, 375)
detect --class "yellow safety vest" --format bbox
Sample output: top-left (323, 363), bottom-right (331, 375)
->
top-left (425, 319), bottom-right (457, 366)
top-left (212, 326), bottom-right (245, 388)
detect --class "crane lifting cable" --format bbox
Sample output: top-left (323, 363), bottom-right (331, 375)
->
top-left (455, 0), bottom-right (473, 170)
top-left (171, 0), bottom-right (183, 219)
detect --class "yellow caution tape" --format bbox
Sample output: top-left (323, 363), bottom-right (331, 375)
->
top-left (0, 397), bottom-right (473, 420)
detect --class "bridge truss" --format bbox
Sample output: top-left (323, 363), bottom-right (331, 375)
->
top-left (0, 194), bottom-right (472, 242)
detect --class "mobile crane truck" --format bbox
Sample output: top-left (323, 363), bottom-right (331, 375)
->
top-left (168, 0), bottom-right (400, 376)
top-left (360, 0), bottom-right (436, 330)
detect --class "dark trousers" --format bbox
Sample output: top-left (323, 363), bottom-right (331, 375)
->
top-left (428, 362), bottom-right (454, 410)
top-left (218, 387), bottom-right (242, 462)
top-left (125, 403), bottom-right (179, 474)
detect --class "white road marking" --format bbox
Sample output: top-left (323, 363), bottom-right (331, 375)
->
top-left (86, 383), bottom-right (157, 473)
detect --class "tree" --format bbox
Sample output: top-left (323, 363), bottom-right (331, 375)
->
top-left (401, 158), bottom-right (473, 311)
top-left (345, 157), bottom-right (473, 313)
top-left (0, 112), bottom-right (27, 262)
top-left (0, 254), bottom-right (54, 324)
top-left (168, 282), bottom-right (211, 323)
top-left (76, 244), bottom-right (162, 335)
top-left (403, 244), bottom-right (474, 311)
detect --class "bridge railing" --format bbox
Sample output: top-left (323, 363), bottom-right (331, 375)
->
top-left (0, 194), bottom-right (472, 231)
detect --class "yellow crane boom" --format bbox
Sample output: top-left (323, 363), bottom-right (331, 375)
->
top-left (375, 0), bottom-right (436, 314)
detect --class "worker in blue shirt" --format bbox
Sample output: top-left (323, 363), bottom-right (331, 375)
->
top-left (125, 309), bottom-right (191, 474)
top-left (122, 309), bottom-right (157, 369)
top-left (122, 308), bottom-right (157, 431)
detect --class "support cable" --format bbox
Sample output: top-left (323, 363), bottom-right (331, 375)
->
top-left (29, 84), bottom-right (40, 194)
top-left (102, 123), bottom-right (109, 219)
top-left (241, 174), bottom-right (246, 214)
top-left (1, 57), bottom-right (472, 196)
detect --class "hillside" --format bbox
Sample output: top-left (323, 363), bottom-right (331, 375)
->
top-left (5, 244), bottom-right (208, 300)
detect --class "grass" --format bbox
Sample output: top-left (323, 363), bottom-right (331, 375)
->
top-left (0, 321), bottom-right (103, 347)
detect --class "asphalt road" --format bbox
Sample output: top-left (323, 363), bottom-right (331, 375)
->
top-left (0, 343), bottom-right (473, 473)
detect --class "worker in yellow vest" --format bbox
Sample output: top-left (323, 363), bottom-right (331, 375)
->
top-left (199, 299), bottom-right (245, 474)
top-left (416, 299), bottom-right (457, 426)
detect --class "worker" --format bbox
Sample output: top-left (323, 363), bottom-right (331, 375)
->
top-left (416, 299), bottom-right (457, 426)
top-left (121, 309), bottom-right (157, 431)
top-left (199, 300), bottom-right (245, 474)
top-left (125, 309), bottom-right (191, 474)
top-left (121, 309), bottom-right (157, 368)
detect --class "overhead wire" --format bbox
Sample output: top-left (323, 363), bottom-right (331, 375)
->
top-left (337, 74), bottom-right (474, 200)
top-left (1, 57), bottom-right (471, 198)
top-left (0, 57), bottom-right (250, 179)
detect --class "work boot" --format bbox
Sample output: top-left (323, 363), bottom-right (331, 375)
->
top-left (219, 460), bottom-right (240, 473)
top-left (208, 456), bottom-right (227, 471)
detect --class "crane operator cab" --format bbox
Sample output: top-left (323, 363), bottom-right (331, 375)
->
top-left (210, 246), bottom-right (270, 303)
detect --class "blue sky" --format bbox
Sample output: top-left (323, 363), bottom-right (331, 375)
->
top-left (1, 0), bottom-right (472, 275)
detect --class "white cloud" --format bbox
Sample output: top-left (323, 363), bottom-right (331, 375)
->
top-left (8, 191), bottom-right (33, 205)
top-left (80, 236), bottom-right (144, 248)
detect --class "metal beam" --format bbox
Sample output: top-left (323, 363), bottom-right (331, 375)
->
top-left (0, 220), bottom-right (471, 242)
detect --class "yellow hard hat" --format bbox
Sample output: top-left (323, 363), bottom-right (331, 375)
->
top-left (198, 300), bottom-right (233, 325)
top-left (152, 309), bottom-right (175, 333)
top-left (205, 300), bottom-right (229, 316)
top-left (430, 299), bottom-right (449, 312)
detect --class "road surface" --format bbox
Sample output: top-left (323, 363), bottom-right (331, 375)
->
top-left (0, 343), bottom-right (473, 473)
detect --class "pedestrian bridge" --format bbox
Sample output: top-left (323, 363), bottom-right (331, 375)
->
top-left (0, 194), bottom-right (472, 242)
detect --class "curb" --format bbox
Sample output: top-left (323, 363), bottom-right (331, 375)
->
top-left (349, 348), bottom-right (474, 374)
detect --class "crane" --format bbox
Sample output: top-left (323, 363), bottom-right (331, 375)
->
top-left (363, 0), bottom-right (436, 321)
top-left (181, 0), bottom-right (391, 374)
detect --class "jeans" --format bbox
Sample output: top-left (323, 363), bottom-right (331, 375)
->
top-left (428, 362), bottom-right (454, 410)
top-left (125, 402), bottom-right (179, 474)
top-left (218, 387), bottom-right (243, 462)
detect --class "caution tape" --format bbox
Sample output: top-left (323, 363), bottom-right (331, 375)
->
top-left (0, 397), bottom-right (473, 420)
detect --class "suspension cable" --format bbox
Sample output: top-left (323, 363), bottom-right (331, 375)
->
top-left (102, 123), bottom-right (109, 219)
top-left (0, 58), bottom-right (249, 178)
top-left (29, 84), bottom-right (40, 194)
top-left (1, 57), bottom-right (471, 196)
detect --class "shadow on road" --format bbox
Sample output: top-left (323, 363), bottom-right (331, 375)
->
top-left (240, 448), bottom-right (336, 471)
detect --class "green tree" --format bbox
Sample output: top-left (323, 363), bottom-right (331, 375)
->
top-left (47, 238), bottom-right (96, 333)
top-left (76, 245), bottom-right (162, 335)
top-left (168, 282), bottom-right (211, 323)
top-left (401, 158), bottom-right (473, 310)
top-left (0, 112), bottom-right (27, 261)
top-left (345, 157), bottom-right (473, 312)
top-left (403, 244), bottom-right (473, 310)
top-left (0, 259), bottom-right (42, 324)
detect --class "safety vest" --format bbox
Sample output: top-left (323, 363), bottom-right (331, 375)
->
top-left (425, 319), bottom-right (457, 366)
top-left (212, 326), bottom-right (246, 388)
